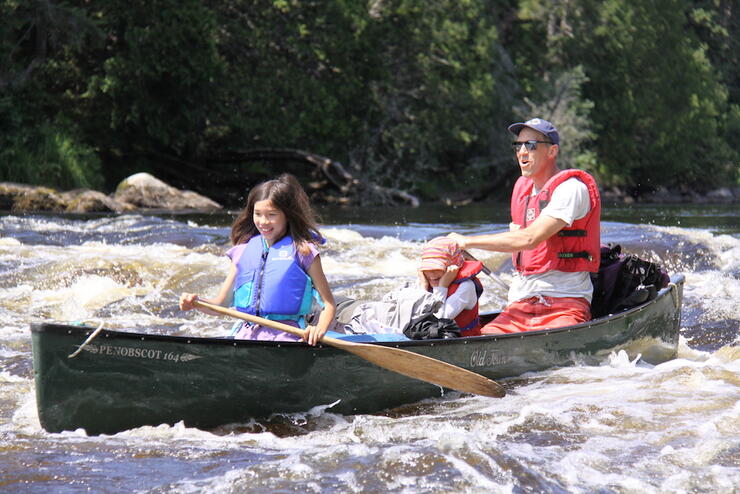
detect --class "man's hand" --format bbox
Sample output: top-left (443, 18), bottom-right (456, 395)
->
top-left (447, 232), bottom-right (468, 250)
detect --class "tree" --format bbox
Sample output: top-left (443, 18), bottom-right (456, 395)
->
top-left (0, 0), bottom-right (103, 189)
top-left (512, 66), bottom-right (596, 173)
top-left (557, 0), bottom-right (737, 192)
top-left (2, 0), bottom-right (736, 202)
top-left (72, 0), bottom-right (226, 188)
top-left (354, 0), bottom-right (518, 197)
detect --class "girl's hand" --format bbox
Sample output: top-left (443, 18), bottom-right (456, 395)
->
top-left (179, 293), bottom-right (199, 311)
top-left (303, 324), bottom-right (327, 346)
top-left (417, 269), bottom-right (430, 291)
top-left (439, 265), bottom-right (459, 288)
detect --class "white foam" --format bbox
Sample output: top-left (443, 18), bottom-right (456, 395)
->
top-left (1, 214), bottom-right (738, 494)
top-left (0, 237), bottom-right (21, 246)
top-left (7, 386), bottom-right (43, 434)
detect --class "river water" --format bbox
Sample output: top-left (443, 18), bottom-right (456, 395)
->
top-left (1, 203), bottom-right (738, 493)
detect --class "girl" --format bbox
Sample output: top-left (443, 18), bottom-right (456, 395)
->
top-left (339, 237), bottom-right (483, 337)
top-left (179, 174), bottom-right (335, 346)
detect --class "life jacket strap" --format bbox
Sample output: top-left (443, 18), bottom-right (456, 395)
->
top-left (558, 251), bottom-right (593, 260)
top-left (558, 229), bottom-right (587, 237)
top-left (457, 316), bottom-right (480, 331)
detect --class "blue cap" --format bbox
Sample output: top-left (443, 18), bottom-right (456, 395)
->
top-left (508, 118), bottom-right (559, 145)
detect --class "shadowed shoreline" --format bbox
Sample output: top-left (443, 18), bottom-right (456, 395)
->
top-left (1, 173), bottom-right (738, 214)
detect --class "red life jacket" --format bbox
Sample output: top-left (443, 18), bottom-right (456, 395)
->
top-left (446, 260), bottom-right (484, 336)
top-left (510, 169), bottom-right (601, 275)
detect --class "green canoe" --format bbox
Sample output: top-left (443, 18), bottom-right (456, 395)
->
top-left (31, 275), bottom-right (684, 435)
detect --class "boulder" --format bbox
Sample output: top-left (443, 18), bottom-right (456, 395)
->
top-left (0, 183), bottom-right (67, 212)
top-left (705, 187), bottom-right (735, 203)
top-left (114, 173), bottom-right (222, 211)
top-left (0, 173), bottom-right (222, 213)
top-left (61, 190), bottom-right (133, 213)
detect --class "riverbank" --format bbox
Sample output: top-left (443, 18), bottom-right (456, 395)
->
top-left (1, 174), bottom-right (737, 213)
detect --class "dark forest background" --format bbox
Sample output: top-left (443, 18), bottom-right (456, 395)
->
top-left (1, 0), bottom-right (738, 207)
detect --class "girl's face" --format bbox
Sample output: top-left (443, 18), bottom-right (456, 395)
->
top-left (422, 269), bottom-right (445, 287)
top-left (253, 199), bottom-right (287, 246)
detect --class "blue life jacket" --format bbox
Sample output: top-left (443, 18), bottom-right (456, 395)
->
top-left (231, 234), bottom-right (320, 325)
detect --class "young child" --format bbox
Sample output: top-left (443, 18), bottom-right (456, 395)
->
top-left (179, 173), bottom-right (335, 346)
top-left (339, 236), bottom-right (483, 337)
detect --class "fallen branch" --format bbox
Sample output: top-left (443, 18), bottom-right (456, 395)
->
top-left (210, 148), bottom-right (420, 207)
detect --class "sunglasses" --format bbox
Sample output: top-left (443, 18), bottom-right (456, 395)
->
top-left (511, 140), bottom-right (552, 151)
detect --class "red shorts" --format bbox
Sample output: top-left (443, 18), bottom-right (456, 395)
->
top-left (481, 296), bottom-right (591, 335)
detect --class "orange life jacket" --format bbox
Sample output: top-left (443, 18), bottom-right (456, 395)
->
top-left (446, 260), bottom-right (484, 336)
top-left (510, 169), bottom-right (601, 275)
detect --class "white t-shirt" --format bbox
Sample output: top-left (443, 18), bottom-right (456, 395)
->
top-left (508, 177), bottom-right (594, 303)
top-left (431, 279), bottom-right (478, 319)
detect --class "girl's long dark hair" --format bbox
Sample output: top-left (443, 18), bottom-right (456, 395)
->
top-left (230, 174), bottom-right (322, 253)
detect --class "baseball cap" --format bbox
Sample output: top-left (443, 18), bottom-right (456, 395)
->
top-left (508, 118), bottom-right (559, 145)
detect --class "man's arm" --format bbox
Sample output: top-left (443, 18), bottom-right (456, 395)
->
top-left (448, 214), bottom-right (567, 253)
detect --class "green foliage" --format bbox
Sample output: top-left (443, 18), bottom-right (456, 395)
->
top-left (554, 0), bottom-right (737, 191)
top-left (690, 0), bottom-right (739, 106)
top-left (512, 66), bottom-right (597, 174)
top-left (77, 0), bottom-right (226, 184)
top-left (211, 0), bottom-right (375, 155)
top-left (0, 0), bottom-right (737, 199)
top-left (0, 0), bottom-right (104, 189)
top-left (355, 0), bottom-right (517, 191)
top-left (0, 110), bottom-right (103, 190)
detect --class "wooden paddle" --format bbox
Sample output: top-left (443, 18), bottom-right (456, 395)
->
top-left (194, 300), bottom-right (505, 398)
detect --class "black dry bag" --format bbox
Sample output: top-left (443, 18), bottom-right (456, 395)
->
top-left (590, 244), bottom-right (670, 319)
top-left (402, 313), bottom-right (461, 340)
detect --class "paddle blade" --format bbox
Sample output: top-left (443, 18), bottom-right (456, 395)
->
top-left (339, 342), bottom-right (506, 398)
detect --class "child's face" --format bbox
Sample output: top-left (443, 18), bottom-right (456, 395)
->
top-left (253, 199), bottom-right (287, 246)
top-left (422, 269), bottom-right (445, 287)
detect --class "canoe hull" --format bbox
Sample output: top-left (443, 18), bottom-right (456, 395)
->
top-left (31, 276), bottom-right (684, 435)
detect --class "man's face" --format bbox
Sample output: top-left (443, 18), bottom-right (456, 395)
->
top-left (513, 127), bottom-right (555, 180)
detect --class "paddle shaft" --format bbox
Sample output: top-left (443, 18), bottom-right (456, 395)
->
top-left (193, 300), bottom-right (505, 398)
top-left (68, 321), bottom-right (105, 358)
top-left (462, 250), bottom-right (510, 291)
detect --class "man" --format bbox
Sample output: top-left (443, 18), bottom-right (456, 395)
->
top-left (449, 118), bottom-right (601, 334)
